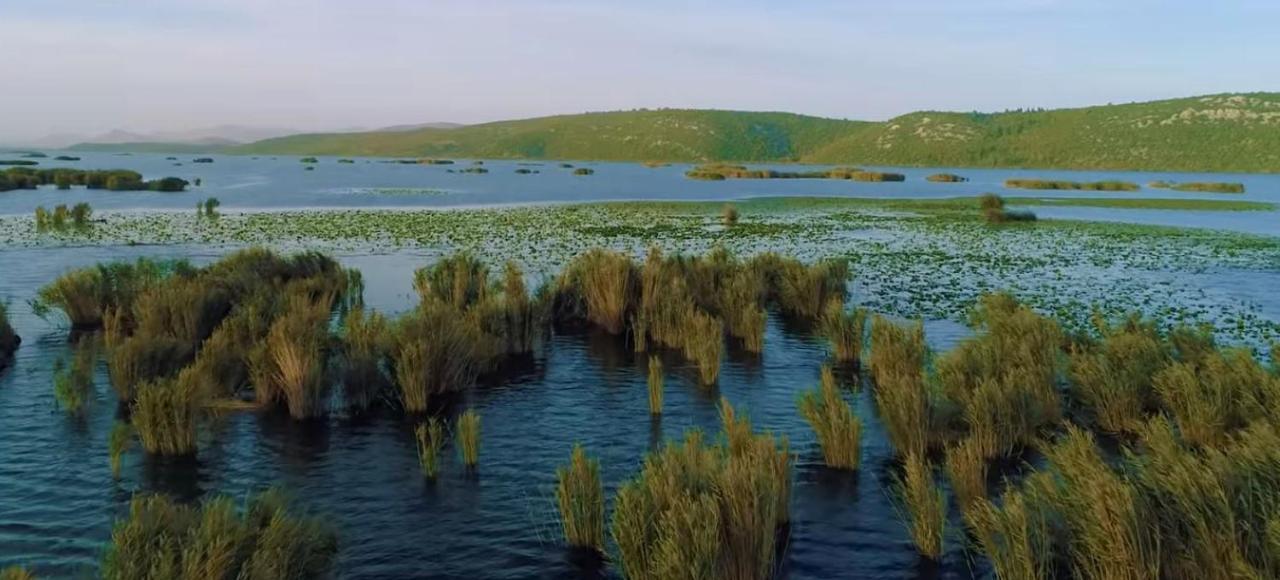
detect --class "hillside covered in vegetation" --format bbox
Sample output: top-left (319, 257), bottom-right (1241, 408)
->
top-left (123, 93), bottom-right (1280, 172)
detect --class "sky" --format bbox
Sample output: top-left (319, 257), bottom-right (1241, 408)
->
top-left (1, 0), bottom-right (1278, 142)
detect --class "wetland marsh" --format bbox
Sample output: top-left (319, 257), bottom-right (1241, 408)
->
top-left (2, 155), bottom-right (1280, 579)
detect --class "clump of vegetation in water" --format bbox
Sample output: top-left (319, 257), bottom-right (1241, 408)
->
top-left (821, 300), bottom-right (867, 366)
top-left (646, 356), bottom-right (663, 415)
top-left (53, 155), bottom-right (80, 161)
top-left (798, 366), bottom-right (862, 469)
top-left (108, 422), bottom-right (133, 478)
top-left (0, 168), bottom-right (188, 192)
top-left (895, 452), bottom-right (945, 560)
top-left (192, 157), bottom-right (213, 163)
top-left (514, 168), bottom-right (539, 174)
top-left (868, 315), bottom-right (931, 457)
top-left (926, 173), bottom-right (967, 182)
top-left (0, 160), bottom-right (39, 166)
top-left (642, 160), bottom-right (669, 168)
top-left (101, 488), bottom-right (337, 580)
top-left (415, 417), bottom-right (446, 479)
top-left (573, 167), bottom-right (595, 175)
top-left (418, 159), bottom-right (454, 165)
top-left (1164, 181), bottom-right (1245, 194)
top-left (338, 307), bottom-right (389, 412)
top-left (686, 163), bottom-right (903, 182)
top-left (0, 566), bottom-right (34, 579)
top-left (611, 399), bottom-right (791, 579)
top-left (459, 167), bottom-right (488, 174)
top-left (337, 158), bottom-right (354, 164)
top-left (456, 409), bottom-right (480, 468)
top-left (721, 203), bottom-right (738, 226)
top-left (943, 436), bottom-right (989, 510)
top-left (980, 193), bottom-right (1037, 223)
top-left (131, 373), bottom-right (201, 455)
top-left (198, 197), bottom-right (220, 219)
top-left (53, 339), bottom-right (97, 416)
top-left (300, 157), bottom-right (318, 163)
top-left (0, 302), bottom-right (19, 365)
top-left (1005, 178), bottom-right (1139, 191)
top-left (556, 443), bottom-right (603, 550)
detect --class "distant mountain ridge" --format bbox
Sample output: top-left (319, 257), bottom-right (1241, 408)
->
top-left (52, 93), bottom-right (1280, 172)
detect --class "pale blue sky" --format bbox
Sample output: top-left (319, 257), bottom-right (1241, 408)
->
top-left (1, 0), bottom-right (1277, 140)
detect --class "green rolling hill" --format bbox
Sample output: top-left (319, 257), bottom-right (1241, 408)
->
top-left (149, 93), bottom-right (1280, 172)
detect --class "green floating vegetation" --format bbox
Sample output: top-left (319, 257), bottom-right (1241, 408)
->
top-left (573, 167), bottom-right (595, 175)
top-left (927, 173), bottom-right (967, 182)
top-left (53, 155), bottom-right (80, 161)
top-left (0, 160), bottom-right (39, 166)
top-left (419, 158), bottom-right (454, 165)
top-left (300, 157), bottom-right (318, 163)
top-left (514, 168), bottom-right (539, 174)
top-left (101, 489), bottom-right (337, 580)
top-left (459, 167), bottom-right (488, 174)
top-left (191, 157), bottom-right (213, 163)
top-left (337, 158), bottom-right (355, 164)
top-left (1005, 179), bottom-right (1140, 192)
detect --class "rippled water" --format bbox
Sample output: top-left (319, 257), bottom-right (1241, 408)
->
top-left (0, 246), bottom-right (983, 579)
top-left (1, 152), bottom-right (1278, 234)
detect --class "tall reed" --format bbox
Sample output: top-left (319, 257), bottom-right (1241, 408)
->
top-left (415, 418), bottom-right (446, 479)
top-left (822, 300), bottom-right (867, 365)
top-left (770, 258), bottom-right (848, 320)
top-left (558, 249), bottom-right (637, 334)
top-left (647, 356), bottom-right (664, 415)
top-left (870, 317), bottom-right (932, 457)
top-left (339, 307), bottom-right (389, 411)
top-left (1068, 317), bottom-right (1168, 434)
top-left (683, 310), bottom-right (723, 385)
top-left (456, 410), bottom-right (480, 468)
top-left (797, 366), bottom-right (862, 470)
top-left (966, 479), bottom-right (1053, 580)
top-left (556, 444), bottom-right (604, 551)
top-left (722, 203), bottom-right (739, 226)
top-left (1040, 425), bottom-right (1158, 580)
top-left (0, 566), bottom-right (33, 580)
top-left (413, 252), bottom-right (489, 309)
top-left (1154, 349), bottom-right (1274, 448)
top-left (944, 436), bottom-right (989, 509)
top-left (610, 404), bottom-right (791, 580)
top-left (392, 303), bottom-right (496, 412)
top-left (53, 340), bottom-right (97, 416)
top-left (895, 452), bottom-right (945, 560)
top-left (108, 422), bottom-right (134, 479)
top-left (259, 296), bottom-right (332, 418)
top-left (131, 371), bottom-right (201, 456)
top-left (107, 334), bottom-right (192, 401)
top-left (101, 488), bottom-right (337, 580)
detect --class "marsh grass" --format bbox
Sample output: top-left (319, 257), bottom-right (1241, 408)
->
top-left (966, 479), bottom-right (1053, 580)
top-left (35, 258), bottom-right (173, 329)
top-left (822, 300), bottom-right (867, 365)
top-left (456, 410), bottom-right (480, 468)
top-left (131, 372), bottom-right (201, 456)
top-left (558, 249), bottom-right (636, 334)
top-left (393, 303), bottom-right (497, 412)
top-left (894, 452), bottom-right (945, 560)
top-left (610, 400), bottom-right (791, 580)
top-left (556, 444), bottom-right (604, 551)
top-left (108, 334), bottom-right (193, 400)
top-left (798, 366), bottom-right (862, 470)
top-left (647, 356), bottom-right (664, 415)
top-left (340, 307), bottom-right (389, 411)
top-left (722, 203), bottom-right (739, 226)
top-left (101, 489), bottom-right (336, 580)
top-left (0, 566), bottom-right (33, 580)
top-left (415, 418), bottom-right (446, 479)
top-left (869, 316), bottom-right (932, 457)
top-left (108, 422), bottom-right (134, 478)
top-left (414, 253), bottom-right (489, 309)
top-left (1069, 317), bottom-right (1168, 434)
top-left (944, 437), bottom-right (988, 509)
top-left (1040, 425), bottom-right (1158, 580)
top-left (769, 257), bottom-right (848, 320)
top-left (259, 296), bottom-right (332, 418)
top-left (1153, 349), bottom-right (1275, 448)
top-left (683, 311), bottom-right (723, 385)
top-left (53, 340), bottom-right (97, 416)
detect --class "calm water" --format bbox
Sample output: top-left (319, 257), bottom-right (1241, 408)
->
top-left (1, 152), bottom-right (1278, 234)
top-left (0, 246), bottom-right (981, 579)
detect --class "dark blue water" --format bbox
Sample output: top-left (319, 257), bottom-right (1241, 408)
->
top-left (0, 246), bottom-right (982, 579)
top-left (1, 152), bottom-right (1277, 234)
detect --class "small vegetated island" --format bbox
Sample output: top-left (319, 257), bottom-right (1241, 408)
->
top-left (0, 168), bottom-right (189, 192)
top-left (1149, 180), bottom-right (1246, 194)
top-left (1004, 178), bottom-right (1140, 191)
top-left (686, 163), bottom-right (906, 181)
top-left (926, 173), bottom-right (967, 182)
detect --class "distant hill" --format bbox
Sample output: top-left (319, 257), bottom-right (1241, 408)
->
top-left (231, 110), bottom-right (868, 162)
top-left (67, 141), bottom-right (234, 154)
top-left (61, 93), bottom-right (1280, 173)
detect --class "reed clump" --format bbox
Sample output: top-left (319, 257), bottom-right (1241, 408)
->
top-left (927, 173), bottom-right (967, 182)
top-left (895, 452), bottom-right (945, 560)
top-left (647, 356), bottom-right (664, 415)
top-left (255, 296), bottom-right (333, 419)
top-left (339, 307), bottom-right (390, 411)
top-left (944, 436), bottom-right (989, 509)
top-left (556, 444), bottom-right (604, 551)
top-left (965, 478), bottom-right (1054, 580)
top-left (392, 302), bottom-right (497, 412)
top-left (980, 193), bottom-right (1037, 223)
top-left (1153, 348), bottom-right (1276, 448)
top-left (610, 400), bottom-right (791, 580)
top-left (415, 418), bottom-right (446, 479)
top-left (869, 316), bottom-right (932, 457)
top-left (101, 488), bottom-right (336, 580)
top-left (108, 422), bottom-right (134, 478)
top-left (822, 300), bottom-right (867, 366)
top-left (935, 293), bottom-right (1062, 457)
top-left (131, 372), bottom-right (201, 456)
top-left (556, 249), bottom-right (637, 334)
top-left (53, 340), bottom-right (97, 416)
top-left (798, 366), bottom-right (862, 470)
top-left (456, 410), bottom-right (480, 468)
top-left (0, 566), bottom-right (33, 580)
top-left (1005, 178), bottom-right (1139, 192)
top-left (35, 258), bottom-right (175, 328)
top-left (1068, 315), bottom-right (1168, 434)
top-left (722, 203), bottom-right (739, 226)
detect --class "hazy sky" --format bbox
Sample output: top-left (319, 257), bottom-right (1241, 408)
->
top-left (2, 0), bottom-right (1277, 141)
